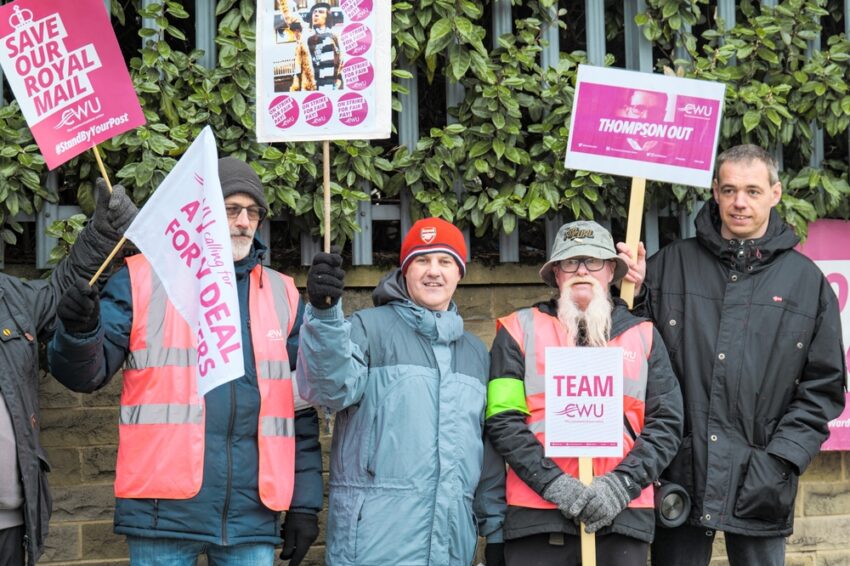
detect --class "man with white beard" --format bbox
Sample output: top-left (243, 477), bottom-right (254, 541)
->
top-left (485, 220), bottom-right (683, 566)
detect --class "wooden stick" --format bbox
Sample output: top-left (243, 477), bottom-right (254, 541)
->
top-left (579, 456), bottom-right (596, 566)
top-left (88, 236), bottom-right (126, 287)
top-left (92, 145), bottom-right (112, 192)
top-left (619, 177), bottom-right (647, 309)
top-left (322, 140), bottom-right (331, 254)
top-left (87, 145), bottom-right (126, 286)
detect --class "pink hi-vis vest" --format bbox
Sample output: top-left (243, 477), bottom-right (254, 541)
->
top-left (115, 255), bottom-right (300, 511)
top-left (498, 307), bottom-right (655, 510)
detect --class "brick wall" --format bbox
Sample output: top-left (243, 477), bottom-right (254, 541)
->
top-left (29, 264), bottom-right (850, 565)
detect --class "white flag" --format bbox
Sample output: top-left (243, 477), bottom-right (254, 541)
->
top-left (124, 126), bottom-right (244, 396)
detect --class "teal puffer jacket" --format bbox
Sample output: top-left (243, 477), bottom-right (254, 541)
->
top-left (297, 269), bottom-right (503, 566)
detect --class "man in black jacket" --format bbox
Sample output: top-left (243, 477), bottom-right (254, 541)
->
top-left (486, 220), bottom-right (683, 566)
top-left (0, 181), bottom-right (136, 566)
top-left (619, 144), bottom-right (846, 565)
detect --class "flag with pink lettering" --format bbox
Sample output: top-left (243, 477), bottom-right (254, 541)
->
top-left (564, 65), bottom-right (726, 188)
top-left (125, 126), bottom-right (244, 397)
top-left (0, 0), bottom-right (144, 169)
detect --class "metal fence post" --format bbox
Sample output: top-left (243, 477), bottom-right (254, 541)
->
top-left (492, 0), bottom-right (518, 262)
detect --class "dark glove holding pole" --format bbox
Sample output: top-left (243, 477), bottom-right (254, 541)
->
top-left (306, 251), bottom-right (344, 309)
top-left (484, 542), bottom-right (505, 566)
top-left (57, 278), bottom-right (100, 335)
top-left (280, 511), bottom-right (319, 565)
top-left (569, 471), bottom-right (632, 533)
top-left (91, 178), bottom-right (138, 242)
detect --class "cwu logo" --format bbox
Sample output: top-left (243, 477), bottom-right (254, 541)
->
top-left (55, 97), bottom-right (103, 129)
top-left (554, 403), bottom-right (604, 418)
top-left (266, 328), bottom-right (286, 341)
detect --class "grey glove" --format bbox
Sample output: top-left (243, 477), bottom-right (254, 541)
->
top-left (91, 178), bottom-right (138, 242)
top-left (542, 473), bottom-right (586, 521)
top-left (569, 472), bottom-right (632, 533)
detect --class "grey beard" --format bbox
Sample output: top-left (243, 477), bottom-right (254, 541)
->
top-left (557, 281), bottom-right (612, 347)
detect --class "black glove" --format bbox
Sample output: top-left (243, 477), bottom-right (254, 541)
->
top-left (91, 178), bottom-right (138, 241)
top-left (280, 511), bottom-right (319, 565)
top-left (306, 251), bottom-right (344, 309)
top-left (484, 542), bottom-right (505, 566)
top-left (57, 278), bottom-right (100, 334)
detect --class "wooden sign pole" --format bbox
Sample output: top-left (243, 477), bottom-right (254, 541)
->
top-left (88, 146), bottom-right (126, 286)
top-left (619, 176), bottom-right (646, 308)
top-left (579, 456), bottom-right (596, 566)
top-left (322, 140), bottom-right (331, 254)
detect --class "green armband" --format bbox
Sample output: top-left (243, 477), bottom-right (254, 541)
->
top-left (486, 377), bottom-right (529, 419)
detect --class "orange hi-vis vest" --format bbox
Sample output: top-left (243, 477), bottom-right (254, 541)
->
top-left (115, 255), bottom-right (300, 511)
top-left (499, 307), bottom-right (655, 510)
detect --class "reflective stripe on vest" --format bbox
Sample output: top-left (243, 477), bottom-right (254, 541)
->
top-left (250, 264), bottom-right (299, 511)
top-left (500, 307), bottom-right (655, 510)
top-left (116, 256), bottom-right (298, 510)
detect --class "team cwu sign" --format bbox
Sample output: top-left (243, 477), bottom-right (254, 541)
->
top-left (544, 347), bottom-right (624, 458)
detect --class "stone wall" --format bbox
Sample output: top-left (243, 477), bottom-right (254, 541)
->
top-left (27, 264), bottom-right (850, 565)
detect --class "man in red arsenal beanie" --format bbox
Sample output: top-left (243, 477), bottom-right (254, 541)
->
top-left (400, 217), bottom-right (467, 277)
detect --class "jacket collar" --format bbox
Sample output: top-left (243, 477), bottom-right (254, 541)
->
top-left (695, 199), bottom-right (799, 273)
top-left (372, 268), bottom-right (464, 344)
top-left (234, 236), bottom-right (267, 279)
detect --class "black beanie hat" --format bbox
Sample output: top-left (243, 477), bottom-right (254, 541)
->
top-left (218, 157), bottom-right (268, 211)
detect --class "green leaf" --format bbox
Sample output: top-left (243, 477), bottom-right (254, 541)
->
top-left (742, 111), bottom-right (760, 133)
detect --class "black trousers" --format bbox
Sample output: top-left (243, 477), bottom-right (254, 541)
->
top-left (505, 532), bottom-right (649, 566)
top-left (0, 525), bottom-right (24, 566)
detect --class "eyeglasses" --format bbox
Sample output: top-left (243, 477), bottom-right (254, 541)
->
top-left (557, 257), bottom-right (608, 273)
top-left (225, 204), bottom-right (267, 222)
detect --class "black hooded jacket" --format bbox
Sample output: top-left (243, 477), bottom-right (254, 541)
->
top-left (636, 200), bottom-right (846, 536)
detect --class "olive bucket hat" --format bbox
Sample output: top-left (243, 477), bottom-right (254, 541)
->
top-left (539, 220), bottom-right (629, 287)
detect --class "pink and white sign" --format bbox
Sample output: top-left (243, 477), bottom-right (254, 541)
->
top-left (256, 0), bottom-right (390, 142)
top-left (125, 127), bottom-right (244, 397)
top-left (0, 0), bottom-right (144, 169)
top-left (797, 219), bottom-right (850, 450)
top-left (544, 347), bottom-right (623, 458)
top-left (564, 65), bottom-right (725, 188)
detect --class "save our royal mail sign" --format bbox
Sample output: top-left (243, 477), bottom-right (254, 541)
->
top-left (545, 347), bottom-right (624, 458)
top-left (0, 0), bottom-right (144, 169)
top-left (564, 65), bottom-right (726, 188)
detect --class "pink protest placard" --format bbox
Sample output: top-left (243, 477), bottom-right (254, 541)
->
top-left (564, 65), bottom-right (725, 188)
top-left (797, 219), bottom-right (850, 450)
top-left (0, 0), bottom-right (144, 170)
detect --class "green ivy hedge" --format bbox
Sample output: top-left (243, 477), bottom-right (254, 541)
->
top-left (2, 0), bottom-right (849, 258)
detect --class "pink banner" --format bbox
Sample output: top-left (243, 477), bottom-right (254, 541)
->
top-left (0, 0), bottom-right (144, 169)
top-left (797, 219), bottom-right (850, 450)
top-left (569, 83), bottom-right (720, 171)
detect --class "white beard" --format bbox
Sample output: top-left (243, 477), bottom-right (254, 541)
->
top-left (557, 276), bottom-right (612, 347)
top-left (230, 228), bottom-right (254, 261)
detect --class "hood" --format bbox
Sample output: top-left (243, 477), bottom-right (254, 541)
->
top-left (695, 199), bottom-right (799, 273)
top-left (372, 267), bottom-right (463, 344)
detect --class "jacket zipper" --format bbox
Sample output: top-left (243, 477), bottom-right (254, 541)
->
top-left (221, 380), bottom-right (237, 545)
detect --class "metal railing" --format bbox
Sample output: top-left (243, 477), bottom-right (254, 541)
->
top-left (0, 1), bottom-right (833, 270)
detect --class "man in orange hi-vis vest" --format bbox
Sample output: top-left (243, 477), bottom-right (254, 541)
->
top-left (47, 158), bottom-right (322, 566)
top-left (485, 220), bottom-right (683, 566)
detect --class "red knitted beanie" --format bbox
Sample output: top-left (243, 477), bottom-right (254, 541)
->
top-left (400, 217), bottom-right (467, 277)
